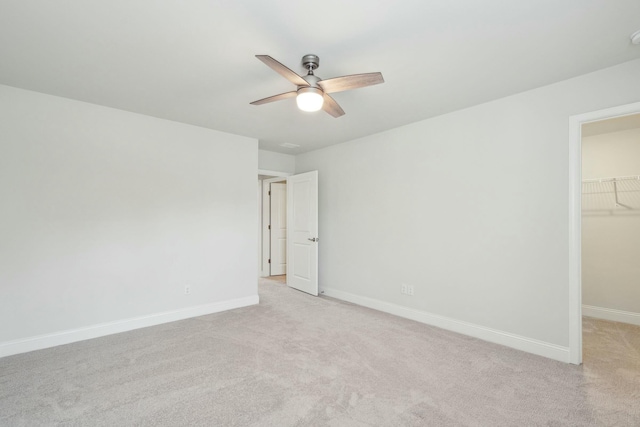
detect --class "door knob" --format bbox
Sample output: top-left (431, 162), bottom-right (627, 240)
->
top-left (308, 237), bottom-right (318, 242)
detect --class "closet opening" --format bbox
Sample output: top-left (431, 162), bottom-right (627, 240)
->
top-left (569, 101), bottom-right (640, 365)
top-left (580, 114), bottom-right (640, 369)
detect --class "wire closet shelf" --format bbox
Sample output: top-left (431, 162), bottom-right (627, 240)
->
top-left (582, 175), bottom-right (640, 211)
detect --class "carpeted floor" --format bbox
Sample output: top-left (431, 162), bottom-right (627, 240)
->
top-left (1, 278), bottom-right (639, 426)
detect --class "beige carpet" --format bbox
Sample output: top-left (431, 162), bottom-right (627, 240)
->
top-left (1, 278), bottom-right (639, 426)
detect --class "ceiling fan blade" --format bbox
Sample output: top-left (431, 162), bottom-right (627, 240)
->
top-left (256, 55), bottom-right (309, 87)
top-left (322, 93), bottom-right (345, 118)
top-left (318, 72), bottom-right (384, 94)
top-left (250, 91), bottom-right (297, 106)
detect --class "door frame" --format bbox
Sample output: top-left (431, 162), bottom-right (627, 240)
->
top-left (568, 100), bottom-right (640, 365)
top-left (259, 170), bottom-right (291, 278)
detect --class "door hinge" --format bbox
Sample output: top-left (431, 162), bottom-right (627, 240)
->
top-left (268, 190), bottom-right (271, 196)
top-left (268, 259), bottom-right (271, 264)
top-left (268, 225), bottom-right (271, 230)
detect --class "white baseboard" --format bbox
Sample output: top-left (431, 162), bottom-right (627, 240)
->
top-left (0, 295), bottom-right (259, 359)
top-left (322, 288), bottom-right (569, 363)
top-left (583, 305), bottom-right (640, 326)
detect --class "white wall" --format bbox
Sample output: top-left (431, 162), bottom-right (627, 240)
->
top-left (295, 59), bottom-right (640, 361)
top-left (258, 149), bottom-right (295, 174)
top-left (0, 84), bottom-right (258, 356)
top-left (582, 127), bottom-right (640, 320)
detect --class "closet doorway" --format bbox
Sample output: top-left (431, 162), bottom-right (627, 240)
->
top-left (569, 102), bottom-right (640, 365)
top-left (581, 114), bottom-right (640, 326)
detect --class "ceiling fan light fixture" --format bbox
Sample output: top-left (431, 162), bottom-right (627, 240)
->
top-left (296, 87), bottom-right (324, 112)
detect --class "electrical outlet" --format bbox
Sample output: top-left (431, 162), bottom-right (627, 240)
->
top-left (184, 286), bottom-right (191, 295)
top-left (401, 284), bottom-right (414, 296)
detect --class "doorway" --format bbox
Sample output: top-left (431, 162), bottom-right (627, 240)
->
top-left (264, 178), bottom-right (287, 280)
top-left (257, 169), bottom-right (320, 296)
top-left (258, 171), bottom-right (291, 281)
top-left (568, 103), bottom-right (640, 364)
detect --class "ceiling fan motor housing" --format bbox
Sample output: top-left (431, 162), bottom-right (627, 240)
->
top-left (301, 73), bottom-right (321, 89)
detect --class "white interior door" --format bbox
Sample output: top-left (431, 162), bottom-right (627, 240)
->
top-left (269, 182), bottom-right (287, 275)
top-left (287, 171), bottom-right (318, 296)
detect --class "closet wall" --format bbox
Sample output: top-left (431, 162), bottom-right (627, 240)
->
top-left (582, 125), bottom-right (640, 322)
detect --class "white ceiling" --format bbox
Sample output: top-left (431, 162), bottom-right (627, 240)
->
top-left (1, 1), bottom-right (639, 154)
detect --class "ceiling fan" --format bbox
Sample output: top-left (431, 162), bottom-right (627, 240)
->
top-left (250, 54), bottom-right (384, 118)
